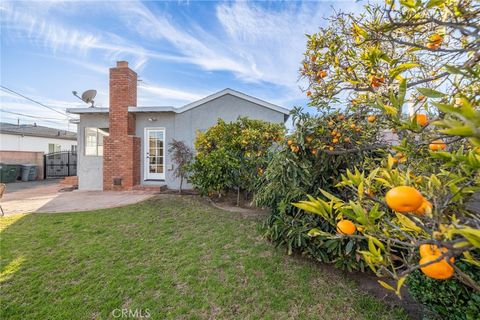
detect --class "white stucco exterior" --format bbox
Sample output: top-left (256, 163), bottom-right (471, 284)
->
top-left (0, 133), bottom-right (77, 153)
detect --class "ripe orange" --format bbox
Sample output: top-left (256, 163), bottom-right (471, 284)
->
top-left (291, 145), bottom-right (300, 153)
top-left (370, 75), bottom-right (385, 88)
top-left (417, 95), bottom-right (426, 101)
top-left (329, 146), bottom-right (334, 151)
top-left (306, 91), bottom-right (312, 97)
top-left (413, 114), bottom-right (429, 126)
top-left (306, 136), bottom-right (313, 143)
top-left (367, 115), bottom-right (376, 123)
top-left (413, 199), bottom-right (433, 215)
top-left (429, 34), bottom-right (443, 44)
top-left (311, 149), bottom-right (318, 155)
top-left (344, 137), bottom-right (351, 143)
top-left (287, 140), bottom-right (294, 146)
top-left (419, 244), bottom-right (454, 263)
top-left (338, 114), bottom-right (345, 120)
top-left (385, 186), bottom-right (424, 212)
top-left (350, 124), bottom-right (356, 129)
top-left (336, 220), bottom-right (356, 235)
top-left (332, 138), bottom-right (339, 144)
top-left (429, 139), bottom-right (446, 151)
top-left (328, 121), bottom-right (335, 127)
top-left (420, 255), bottom-right (454, 280)
top-left (311, 56), bottom-right (317, 62)
top-left (318, 70), bottom-right (327, 78)
top-left (426, 43), bottom-right (440, 50)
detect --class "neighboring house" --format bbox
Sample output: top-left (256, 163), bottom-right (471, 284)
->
top-left (67, 61), bottom-right (290, 191)
top-left (0, 122), bottom-right (77, 153)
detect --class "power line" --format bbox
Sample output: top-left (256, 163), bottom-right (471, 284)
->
top-left (0, 109), bottom-right (68, 121)
top-left (0, 85), bottom-right (72, 118)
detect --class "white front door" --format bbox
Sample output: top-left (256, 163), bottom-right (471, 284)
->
top-left (144, 128), bottom-right (165, 180)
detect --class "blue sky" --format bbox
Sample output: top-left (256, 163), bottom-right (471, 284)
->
top-left (0, 0), bottom-right (366, 130)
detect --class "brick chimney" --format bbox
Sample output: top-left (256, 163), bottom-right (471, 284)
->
top-left (103, 61), bottom-right (141, 190)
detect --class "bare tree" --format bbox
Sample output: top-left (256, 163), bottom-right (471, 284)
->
top-left (168, 139), bottom-right (193, 193)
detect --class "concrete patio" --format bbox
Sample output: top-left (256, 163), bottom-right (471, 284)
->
top-left (1, 179), bottom-right (157, 215)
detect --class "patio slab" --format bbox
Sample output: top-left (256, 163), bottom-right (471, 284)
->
top-left (1, 180), bottom-right (157, 215)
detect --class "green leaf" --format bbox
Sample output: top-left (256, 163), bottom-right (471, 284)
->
top-left (395, 212), bottom-right (423, 233)
top-left (417, 88), bottom-right (445, 99)
top-left (426, 0), bottom-right (446, 8)
top-left (389, 63), bottom-right (418, 79)
top-left (439, 126), bottom-right (475, 137)
top-left (400, 0), bottom-right (416, 8)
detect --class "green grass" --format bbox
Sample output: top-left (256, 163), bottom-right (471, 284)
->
top-left (1, 196), bottom-right (407, 319)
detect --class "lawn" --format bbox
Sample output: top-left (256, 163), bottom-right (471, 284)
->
top-left (0, 195), bottom-right (407, 319)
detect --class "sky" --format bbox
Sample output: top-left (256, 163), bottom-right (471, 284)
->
top-left (0, 0), bottom-right (367, 131)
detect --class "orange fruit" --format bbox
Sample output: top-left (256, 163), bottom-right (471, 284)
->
top-left (318, 70), bottom-right (327, 78)
top-left (287, 140), bottom-right (294, 146)
top-left (306, 136), bottom-right (313, 143)
top-left (329, 146), bottom-right (334, 151)
top-left (370, 75), bottom-right (385, 88)
top-left (417, 95), bottom-right (426, 101)
top-left (350, 124), bottom-right (356, 129)
top-left (311, 56), bottom-right (317, 62)
top-left (306, 91), bottom-right (312, 97)
top-left (413, 114), bottom-right (429, 126)
top-left (426, 43), bottom-right (440, 50)
top-left (367, 115), bottom-right (376, 123)
top-left (311, 149), bottom-right (317, 155)
top-left (429, 139), bottom-right (446, 151)
top-left (336, 220), bottom-right (356, 235)
top-left (328, 121), bottom-right (335, 127)
top-left (420, 255), bottom-right (454, 280)
top-left (385, 186), bottom-right (424, 213)
top-left (338, 114), bottom-right (345, 120)
top-left (413, 199), bottom-right (433, 215)
top-left (429, 34), bottom-right (443, 45)
top-left (332, 138), bottom-right (339, 144)
top-left (419, 244), bottom-right (454, 263)
top-left (344, 137), bottom-right (350, 143)
top-left (291, 145), bottom-right (300, 153)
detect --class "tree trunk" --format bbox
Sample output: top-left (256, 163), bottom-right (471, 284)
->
top-left (237, 187), bottom-right (240, 207)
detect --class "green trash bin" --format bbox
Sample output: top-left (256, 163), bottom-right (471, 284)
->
top-left (0, 164), bottom-right (20, 183)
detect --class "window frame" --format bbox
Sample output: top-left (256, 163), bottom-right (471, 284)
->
top-left (84, 127), bottom-right (109, 156)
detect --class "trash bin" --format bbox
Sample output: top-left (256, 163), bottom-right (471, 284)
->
top-left (21, 164), bottom-right (38, 182)
top-left (0, 164), bottom-right (20, 183)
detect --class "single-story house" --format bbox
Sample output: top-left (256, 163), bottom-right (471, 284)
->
top-left (0, 122), bottom-right (77, 153)
top-left (67, 61), bottom-right (290, 191)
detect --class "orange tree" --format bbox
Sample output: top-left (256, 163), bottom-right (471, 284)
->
top-left (188, 117), bottom-right (284, 203)
top-left (293, 0), bottom-right (479, 299)
top-left (254, 108), bottom-right (385, 270)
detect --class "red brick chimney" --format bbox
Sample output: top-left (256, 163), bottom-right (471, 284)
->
top-left (103, 61), bottom-right (141, 190)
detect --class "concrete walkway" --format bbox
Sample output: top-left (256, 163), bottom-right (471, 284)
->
top-left (1, 180), bottom-right (157, 215)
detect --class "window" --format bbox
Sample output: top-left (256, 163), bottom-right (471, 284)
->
top-left (48, 143), bottom-right (61, 153)
top-left (71, 145), bottom-right (77, 153)
top-left (85, 128), bottom-right (109, 156)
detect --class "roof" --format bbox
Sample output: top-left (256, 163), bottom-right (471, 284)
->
top-left (67, 88), bottom-right (290, 116)
top-left (0, 122), bottom-right (77, 140)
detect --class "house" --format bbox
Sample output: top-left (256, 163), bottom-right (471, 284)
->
top-left (0, 122), bottom-right (77, 154)
top-left (67, 61), bottom-right (290, 191)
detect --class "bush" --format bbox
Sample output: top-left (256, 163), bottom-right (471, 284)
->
top-left (407, 262), bottom-right (480, 320)
top-left (256, 110), bottom-right (383, 271)
top-left (188, 117), bottom-right (284, 201)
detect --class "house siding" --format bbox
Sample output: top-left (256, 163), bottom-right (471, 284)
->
top-left (135, 94), bottom-right (286, 190)
top-left (77, 113), bottom-right (109, 190)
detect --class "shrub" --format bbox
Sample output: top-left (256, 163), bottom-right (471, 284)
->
top-left (168, 139), bottom-right (193, 193)
top-left (256, 110), bottom-right (383, 271)
top-left (188, 117), bottom-right (284, 202)
top-left (406, 261), bottom-right (480, 320)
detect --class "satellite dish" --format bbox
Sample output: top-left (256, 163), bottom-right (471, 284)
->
top-left (72, 89), bottom-right (97, 107)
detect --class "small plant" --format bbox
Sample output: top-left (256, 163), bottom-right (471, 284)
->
top-left (168, 139), bottom-right (193, 193)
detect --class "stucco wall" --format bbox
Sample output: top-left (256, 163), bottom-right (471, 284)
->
top-left (0, 133), bottom-right (76, 153)
top-left (77, 113), bottom-right (109, 190)
top-left (77, 94), bottom-right (287, 190)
